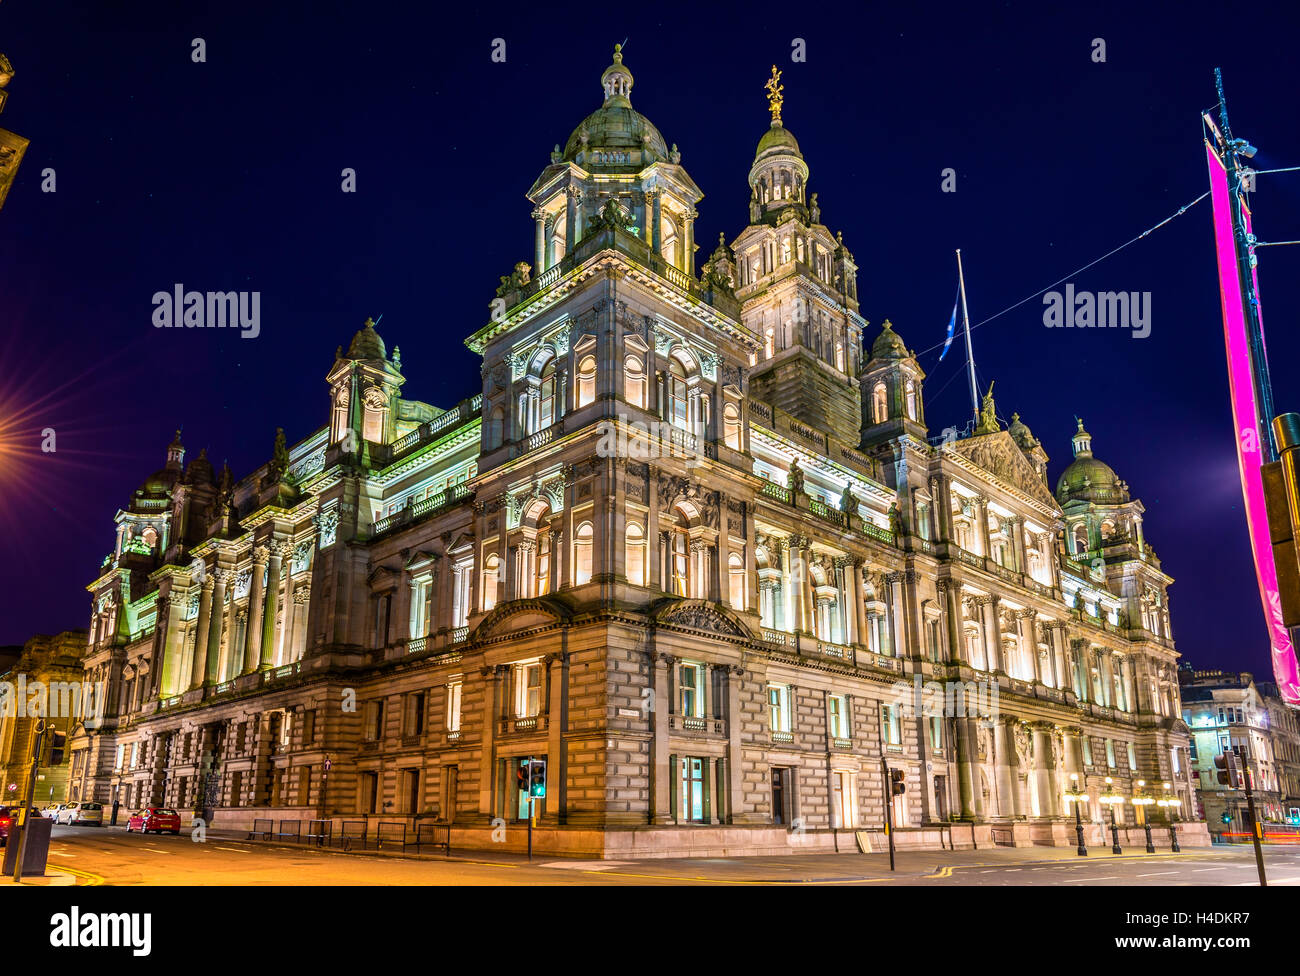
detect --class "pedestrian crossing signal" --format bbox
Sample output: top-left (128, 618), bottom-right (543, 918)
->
top-left (889, 768), bottom-right (906, 796)
top-left (529, 758), bottom-right (548, 798)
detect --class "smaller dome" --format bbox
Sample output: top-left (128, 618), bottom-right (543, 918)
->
top-left (870, 320), bottom-right (909, 361)
top-left (1056, 419), bottom-right (1128, 503)
top-left (756, 122), bottom-right (802, 160)
top-left (347, 317), bottom-right (387, 361)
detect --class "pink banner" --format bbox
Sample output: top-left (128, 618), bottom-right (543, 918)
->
top-left (1206, 142), bottom-right (1300, 703)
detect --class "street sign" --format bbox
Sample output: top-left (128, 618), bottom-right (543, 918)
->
top-left (6, 784), bottom-right (14, 793)
top-left (324, 759), bottom-right (331, 771)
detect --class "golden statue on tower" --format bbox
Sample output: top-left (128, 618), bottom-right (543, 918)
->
top-left (765, 65), bottom-right (784, 125)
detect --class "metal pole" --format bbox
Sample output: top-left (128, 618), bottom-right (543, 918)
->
top-left (1215, 69), bottom-right (1278, 462)
top-left (12, 721), bottom-right (45, 883)
top-left (956, 249), bottom-right (978, 426)
top-left (1109, 806), bottom-right (1122, 855)
top-left (1242, 766), bottom-right (1267, 886)
top-left (1073, 798), bottom-right (1087, 856)
top-left (527, 797), bottom-right (534, 862)
top-left (882, 758), bottom-right (895, 872)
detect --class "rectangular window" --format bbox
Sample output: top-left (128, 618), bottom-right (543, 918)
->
top-left (768, 684), bottom-right (791, 733)
top-left (364, 700), bottom-right (384, 741)
top-left (1127, 741), bottom-right (1137, 770)
top-left (446, 680), bottom-right (462, 732)
top-left (514, 662), bottom-right (542, 718)
top-left (1082, 736), bottom-right (1093, 766)
top-left (301, 709), bottom-right (316, 745)
top-left (404, 692), bottom-right (426, 737)
top-left (409, 576), bottom-right (433, 638)
top-left (881, 703), bottom-right (901, 746)
top-left (679, 663), bottom-right (704, 718)
top-left (930, 715), bottom-right (944, 752)
top-left (828, 695), bottom-right (847, 739)
top-left (1105, 738), bottom-right (1116, 769)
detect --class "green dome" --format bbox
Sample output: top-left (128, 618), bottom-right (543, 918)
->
top-left (1055, 420), bottom-right (1128, 503)
top-left (347, 318), bottom-right (387, 361)
top-left (870, 320), bottom-right (909, 361)
top-left (756, 122), bottom-right (802, 160)
top-left (563, 105), bottom-right (668, 163)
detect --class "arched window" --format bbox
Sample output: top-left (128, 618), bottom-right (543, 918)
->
top-left (667, 358), bottom-right (689, 430)
top-left (538, 359), bottom-right (557, 430)
top-left (661, 213), bottom-right (679, 268)
top-left (574, 521), bottom-right (594, 586)
top-left (624, 355), bottom-right (646, 409)
top-left (723, 402), bottom-right (741, 450)
top-left (482, 554), bottom-right (500, 612)
top-left (625, 521), bottom-right (646, 586)
top-left (576, 355), bottom-right (597, 408)
top-left (728, 552), bottom-right (746, 611)
top-left (1073, 523), bottom-right (1089, 555)
top-left (484, 405), bottom-right (504, 451)
top-left (872, 382), bottom-right (888, 424)
top-left (669, 512), bottom-right (690, 597)
top-left (904, 381), bottom-right (917, 421)
top-left (363, 388), bottom-right (388, 443)
top-left (536, 524), bottom-right (552, 596)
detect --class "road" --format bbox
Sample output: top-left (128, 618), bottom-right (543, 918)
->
top-left (26, 824), bottom-right (1300, 885)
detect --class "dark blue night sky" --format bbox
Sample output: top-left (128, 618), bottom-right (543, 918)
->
top-left (3, 1), bottom-right (1299, 679)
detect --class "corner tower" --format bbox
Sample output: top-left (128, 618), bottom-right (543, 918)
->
top-left (734, 66), bottom-right (865, 444)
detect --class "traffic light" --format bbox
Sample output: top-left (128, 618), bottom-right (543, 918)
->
top-left (515, 759), bottom-right (530, 795)
top-left (47, 730), bottom-right (67, 766)
top-left (529, 758), bottom-right (548, 798)
top-left (1214, 751), bottom-right (1241, 788)
top-left (889, 767), bottom-right (906, 796)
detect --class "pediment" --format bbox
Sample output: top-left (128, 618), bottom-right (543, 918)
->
top-left (653, 599), bottom-right (751, 639)
top-left (948, 431), bottom-right (1060, 511)
top-left (474, 598), bottom-right (569, 641)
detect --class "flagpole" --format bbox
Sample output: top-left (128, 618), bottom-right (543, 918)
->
top-left (956, 249), bottom-right (979, 425)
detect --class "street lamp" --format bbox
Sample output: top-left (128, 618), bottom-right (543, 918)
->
top-left (1157, 781), bottom-right (1182, 853)
top-left (1132, 780), bottom-right (1156, 853)
top-left (1063, 772), bottom-right (1089, 856)
top-left (1098, 776), bottom-right (1125, 854)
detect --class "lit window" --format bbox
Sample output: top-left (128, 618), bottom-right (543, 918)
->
top-left (828, 695), bottom-right (847, 739)
top-left (668, 359), bottom-right (689, 430)
top-left (679, 662), bottom-right (704, 718)
top-left (880, 703), bottom-right (901, 746)
top-left (447, 681), bottom-right (462, 732)
top-left (514, 662), bottom-right (542, 718)
top-left (625, 521), bottom-right (646, 586)
top-left (723, 402), bottom-right (741, 450)
top-left (576, 355), bottom-right (597, 408)
top-left (728, 552), bottom-right (746, 610)
top-left (624, 355), bottom-right (646, 408)
top-left (574, 521), bottom-right (594, 585)
top-left (768, 684), bottom-right (791, 733)
top-left (481, 554), bottom-right (500, 612)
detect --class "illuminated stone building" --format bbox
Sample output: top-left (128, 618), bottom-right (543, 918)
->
top-left (1180, 667), bottom-right (1300, 838)
top-left (0, 630), bottom-right (89, 808)
top-left (67, 48), bottom-right (1207, 854)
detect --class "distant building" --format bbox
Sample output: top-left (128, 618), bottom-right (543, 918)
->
top-left (0, 630), bottom-right (91, 807)
top-left (1180, 667), bottom-right (1300, 837)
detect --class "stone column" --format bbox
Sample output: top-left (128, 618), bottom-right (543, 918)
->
top-left (1032, 724), bottom-right (1056, 817)
top-left (532, 208), bottom-right (546, 273)
top-left (190, 575), bottom-right (214, 690)
top-left (683, 208), bottom-right (696, 275)
top-left (994, 718), bottom-right (1017, 818)
top-left (205, 570), bottom-right (227, 685)
top-left (242, 547), bottom-right (269, 675)
top-left (651, 653), bottom-right (673, 824)
top-left (565, 185), bottom-right (579, 251)
top-left (975, 494), bottom-right (992, 557)
top-left (260, 543), bottom-right (284, 669)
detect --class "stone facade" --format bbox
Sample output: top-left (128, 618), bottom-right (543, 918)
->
top-left (63, 48), bottom-right (1208, 856)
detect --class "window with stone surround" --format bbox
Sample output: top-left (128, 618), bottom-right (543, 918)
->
top-left (446, 680), bottom-right (462, 733)
top-left (880, 702), bottom-right (902, 747)
top-left (513, 661), bottom-right (543, 719)
top-left (679, 662), bottom-right (704, 718)
top-left (768, 683), bottom-right (791, 735)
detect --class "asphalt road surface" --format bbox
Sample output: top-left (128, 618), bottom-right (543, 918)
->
top-left (27, 824), bottom-right (1300, 886)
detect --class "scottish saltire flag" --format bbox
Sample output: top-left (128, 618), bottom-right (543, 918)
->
top-left (938, 290), bottom-right (958, 361)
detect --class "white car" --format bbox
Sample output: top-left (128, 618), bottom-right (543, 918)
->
top-left (57, 801), bottom-right (104, 826)
top-left (41, 803), bottom-right (64, 819)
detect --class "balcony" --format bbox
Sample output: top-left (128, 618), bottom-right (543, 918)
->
top-left (372, 483), bottom-right (475, 539)
top-left (500, 714), bottom-right (547, 736)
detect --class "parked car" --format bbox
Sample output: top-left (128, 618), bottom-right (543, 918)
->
top-left (0, 805), bottom-right (12, 846)
top-left (56, 801), bottom-right (104, 826)
top-left (126, 807), bottom-right (181, 835)
top-left (41, 803), bottom-right (65, 819)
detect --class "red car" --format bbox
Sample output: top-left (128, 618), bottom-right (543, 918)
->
top-left (126, 807), bottom-right (181, 835)
top-left (0, 806), bottom-right (11, 846)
